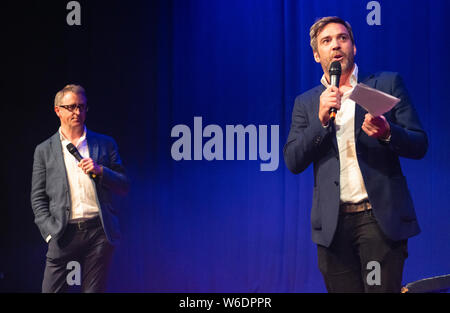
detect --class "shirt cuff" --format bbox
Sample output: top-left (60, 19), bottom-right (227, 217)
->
top-left (380, 133), bottom-right (392, 142)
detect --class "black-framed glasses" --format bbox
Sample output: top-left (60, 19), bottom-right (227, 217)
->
top-left (58, 104), bottom-right (88, 112)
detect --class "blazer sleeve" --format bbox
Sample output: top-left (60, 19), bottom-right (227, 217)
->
top-left (385, 73), bottom-right (428, 159)
top-left (283, 93), bottom-right (332, 174)
top-left (98, 138), bottom-right (130, 196)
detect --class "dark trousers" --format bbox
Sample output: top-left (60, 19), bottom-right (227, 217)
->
top-left (317, 209), bottom-right (408, 293)
top-left (42, 217), bottom-right (114, 293)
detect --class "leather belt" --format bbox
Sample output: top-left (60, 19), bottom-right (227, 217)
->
top-left (340, 200), bottom-right (372, 213)
top-left (68, 216), bottom-right (101, 231)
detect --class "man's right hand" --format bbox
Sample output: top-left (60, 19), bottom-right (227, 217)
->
top-left (319, 86), bottom-right (342, 126)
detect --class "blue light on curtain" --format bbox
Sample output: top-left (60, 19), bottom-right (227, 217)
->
top-left (106, 0), bottom-right (450, 292)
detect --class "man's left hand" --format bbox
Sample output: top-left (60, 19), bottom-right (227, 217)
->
top-left (78, 158), bottom-right (103, 176)
top-left (362, 113), bottom-right (391, 140)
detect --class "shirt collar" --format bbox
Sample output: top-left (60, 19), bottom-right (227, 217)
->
top-left (59, 126), bottom-right (87, 146)
top-left (321, 63), bottom-right (358, 88)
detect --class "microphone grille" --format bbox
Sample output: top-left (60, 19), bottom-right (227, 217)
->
top-left (66, 143), bottom-right (77, 154)
top-left (329, 61), bottom-right (342, 75)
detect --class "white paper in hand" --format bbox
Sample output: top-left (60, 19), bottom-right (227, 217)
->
top-left (349, 83), bottom-right (400, 117)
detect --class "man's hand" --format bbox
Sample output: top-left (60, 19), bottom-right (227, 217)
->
top-left (362, 113), bottom-right (391, 139)
top-left (78, 158), bottom-right (103, 176)
top-left (319, 86), bottom-right (342, 126)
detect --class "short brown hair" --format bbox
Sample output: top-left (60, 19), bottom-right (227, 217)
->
top-left (54, 84), bottom-right (87, 107)
top-left (309, 16), bottom-right (355, 52)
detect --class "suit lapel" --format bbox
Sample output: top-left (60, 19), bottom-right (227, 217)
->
top-left (354, 73), bottom-right (376, 141)
top-left (87, 129), bottom-right (99, 163)
top-left (50, 131), bottom-right (69, 189)
top-left (354, 99), bottom-right (366, 140)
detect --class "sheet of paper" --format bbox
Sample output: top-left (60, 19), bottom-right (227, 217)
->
top-left (349, 83), bottom-right (400, 116)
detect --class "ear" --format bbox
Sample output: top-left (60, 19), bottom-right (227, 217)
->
top-left (54, 106), bottom-right (61, 118)
top-left (313, 50), bottom-right (321, 63)
top-left (353, 45), bottom-right (357, 57)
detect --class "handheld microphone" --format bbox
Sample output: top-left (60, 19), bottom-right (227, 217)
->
top-left (329, 61), bottom-right (342, 122)
top-left (66, 143), bottom-right (96, 179)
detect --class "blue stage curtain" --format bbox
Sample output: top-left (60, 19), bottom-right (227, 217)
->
top-left (106, 0), bottom-right (450, 292)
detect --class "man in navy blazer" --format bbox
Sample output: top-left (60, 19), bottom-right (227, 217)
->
top-left (284, 17), bottom-right (427, 292)
top-left (31, 84), bottom-right (129, 292)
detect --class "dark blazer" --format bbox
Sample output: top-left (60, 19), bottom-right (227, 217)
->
top-left (283, 72), bottom-right (428, 247)
top-left (31, 129), bottom-right (130, 245)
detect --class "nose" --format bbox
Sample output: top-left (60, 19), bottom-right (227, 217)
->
top-left (73, 105), bottom-right (84, 114)
top-left (331, 38), bottom-right (341, 50)
top-left (72, 108), bottom-right (81, 115)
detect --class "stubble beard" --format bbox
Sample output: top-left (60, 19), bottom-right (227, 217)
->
top-left (321, 52), bottom-right (355, 82)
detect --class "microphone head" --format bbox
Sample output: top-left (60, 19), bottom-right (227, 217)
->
top-left (66, 143), bottom-right (77, 153)
top-left (66, 143), bottom-right (83, 161)
top-left (329, 61), bottom-right (342, 76)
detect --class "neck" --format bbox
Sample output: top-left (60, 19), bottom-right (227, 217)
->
top-left (60, 125), bottom-right (84, 142)
top-left (340, 63), bottom-right (355, 87)
top-left (339, 71), bottom-right (352, 87)
top-left (325, 63), bottom-right (355, 88)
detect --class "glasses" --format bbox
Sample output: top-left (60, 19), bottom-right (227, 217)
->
top-left (58, 104), bottom-right (88, 112)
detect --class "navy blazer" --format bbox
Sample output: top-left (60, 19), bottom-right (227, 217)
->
top-left (31, 129), bottom-right (129, 245)
top-left (283, 72), bottom-right (428, 247)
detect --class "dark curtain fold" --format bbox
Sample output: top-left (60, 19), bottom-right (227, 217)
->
top-left (122, 0), bottom-right (448, 292)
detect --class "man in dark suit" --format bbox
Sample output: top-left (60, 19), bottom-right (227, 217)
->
top-left (31, 84), bottom-right (129, 292)
top-left (283, 17), bottom-right (428, 292)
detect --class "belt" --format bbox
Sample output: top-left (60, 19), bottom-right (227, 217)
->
top-left (68, 216), bottom-right (102, 231)
top-left (340, 200), bottom-right (372, 213)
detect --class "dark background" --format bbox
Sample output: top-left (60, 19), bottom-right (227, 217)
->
top-left (1, 0), bottom-right (159, 292)
top-left (1, 0), bottom-right (449, 292)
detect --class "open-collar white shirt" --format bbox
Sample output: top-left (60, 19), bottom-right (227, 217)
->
top-left (59, 126), bottom-right (100, 222)
top-left (321, 64), bottom-right (369, 204)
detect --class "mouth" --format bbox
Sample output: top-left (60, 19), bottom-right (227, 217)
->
top-left (332, 54), bottom-right (344, 61)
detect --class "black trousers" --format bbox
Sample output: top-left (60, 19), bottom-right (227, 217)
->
top-left (42, 217), bottom-right (114, 293)
top-left (317, 209), bottom-right (408, 293)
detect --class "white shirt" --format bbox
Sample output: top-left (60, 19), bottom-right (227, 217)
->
top-left (321, 64), bottom-right (369, 204)
top-left (59, 127), bottom-right (100, 222)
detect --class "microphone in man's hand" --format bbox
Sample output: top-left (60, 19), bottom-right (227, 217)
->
top-left (329, 61), bottom-right (342, 122)
top-left (66, 143), bottom-right (96, 179)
